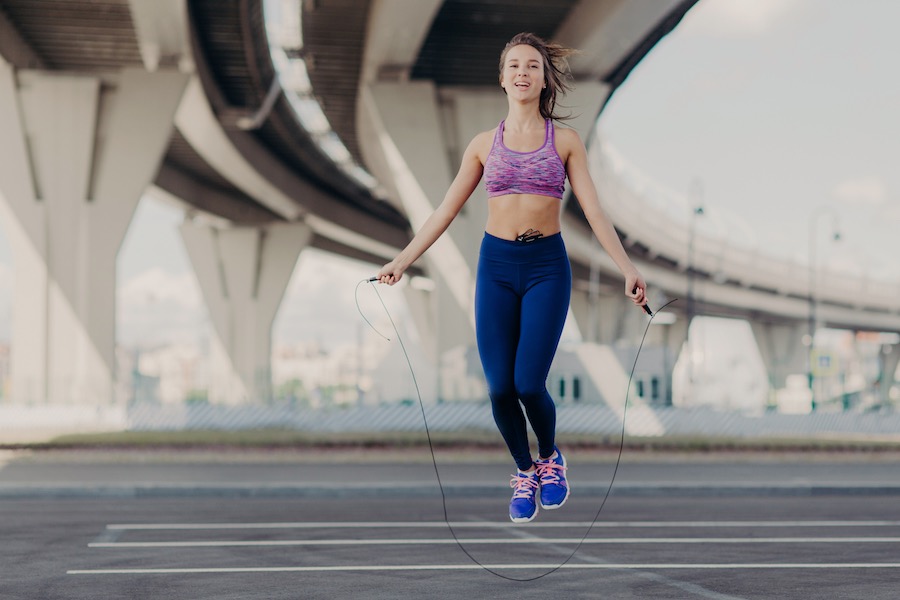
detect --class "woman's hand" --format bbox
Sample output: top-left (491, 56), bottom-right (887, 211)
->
top-left (624, 268), bottom-right (648, 309)
top-left (376, 260), bottom-right (406, 285)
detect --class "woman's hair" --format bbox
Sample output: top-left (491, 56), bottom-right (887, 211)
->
top-left (498, 32), bottom-right (577, 121)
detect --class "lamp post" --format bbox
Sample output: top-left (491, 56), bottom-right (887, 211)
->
top-left (685, 178), bottom-right (705, 391)
top-left (807, 207), bottom-right (841, 411)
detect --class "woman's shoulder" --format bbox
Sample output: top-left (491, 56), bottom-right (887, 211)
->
top-left (552, 124), bottom-right (586, 158)
top-left (465, 128), bottom-right (498, 162)
top-left (552, 124), bottom-right (582, 145)
top-left (475, 126), bottom-right (499, 145)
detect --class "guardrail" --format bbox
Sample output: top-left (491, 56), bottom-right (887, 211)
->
top-left (592, 133), bottom-right (900, 314)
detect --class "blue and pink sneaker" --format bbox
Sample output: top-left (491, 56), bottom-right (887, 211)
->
top-left (508, 470), bottom-right (540, 523)
top-left (535, 448), bottom-right (569, 509)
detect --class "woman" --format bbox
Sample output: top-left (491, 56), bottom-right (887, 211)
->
top-left (377, 32), bottom-right (648, 523)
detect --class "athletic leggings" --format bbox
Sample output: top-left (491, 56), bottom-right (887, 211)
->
top-left (475, 232), bottom-right (571, 471)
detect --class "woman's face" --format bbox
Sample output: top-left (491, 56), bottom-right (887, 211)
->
top-left (501, 44), bottom-right (545, 99)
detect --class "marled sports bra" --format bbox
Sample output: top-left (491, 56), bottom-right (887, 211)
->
top-left (484, 119), bottom-right (566, 200)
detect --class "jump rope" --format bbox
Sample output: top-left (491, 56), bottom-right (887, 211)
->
top-left (355, 276), bottom-right (676, 581)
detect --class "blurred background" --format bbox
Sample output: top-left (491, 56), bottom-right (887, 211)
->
top-left (0, 0), bottom-right (898, 445)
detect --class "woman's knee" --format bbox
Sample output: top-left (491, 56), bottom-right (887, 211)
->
top-left (488, 381), bottom-right (517, 404)
top-left (513, 376), bottom-right (547, 403)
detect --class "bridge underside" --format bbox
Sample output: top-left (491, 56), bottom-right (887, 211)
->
top-left (0, 0), bottom-right (895, 409)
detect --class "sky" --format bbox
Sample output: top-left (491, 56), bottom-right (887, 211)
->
top-left (600, 0), bottom-right (900, 281)
top-left (0, 0), bottom-right (897, 350)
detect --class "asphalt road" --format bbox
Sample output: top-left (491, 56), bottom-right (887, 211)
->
top-left (2, 451), bottom-right (900, 599)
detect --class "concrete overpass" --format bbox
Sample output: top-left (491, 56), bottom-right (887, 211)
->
top-left (0, 0), bottom-right (896, 406)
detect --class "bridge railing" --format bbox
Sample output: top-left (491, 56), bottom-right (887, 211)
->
top-left (590, 134), bottom-right (900, 314)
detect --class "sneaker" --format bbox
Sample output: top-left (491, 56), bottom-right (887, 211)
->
top-left (535, 448), bottom-right (569, 509)
top-left (508, 470), bottom-right (540, 523)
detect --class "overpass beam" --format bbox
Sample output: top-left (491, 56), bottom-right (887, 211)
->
top-left (0, 64), bottom-right (188, 404)
top-left (179, 221), bottom-right (311, 404)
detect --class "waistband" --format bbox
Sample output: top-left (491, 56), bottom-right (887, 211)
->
top-left (480, 231), bottom-right (567, 263)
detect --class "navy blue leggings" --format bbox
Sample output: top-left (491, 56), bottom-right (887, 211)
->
top-left (475, 232), bottom-right (571, 471)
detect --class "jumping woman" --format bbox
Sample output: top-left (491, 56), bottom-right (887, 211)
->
top-left (377, 32), bottom-right (648, 523)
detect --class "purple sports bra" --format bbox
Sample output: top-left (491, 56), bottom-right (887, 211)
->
top-left (484, 119), bottom-right (566, 200)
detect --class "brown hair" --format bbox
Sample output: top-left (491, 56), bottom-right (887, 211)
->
top-left (498, 32), bottom-right (577, 121)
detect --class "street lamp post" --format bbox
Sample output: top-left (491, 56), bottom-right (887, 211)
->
top-left (685, 178), bottom-right (705, 391)
top-left (807, 207), bottom-right (841, 411)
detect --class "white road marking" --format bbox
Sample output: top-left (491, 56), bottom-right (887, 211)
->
top-left (88, 536), bottom-right (900, 548)
top-left (103, 520), bottom-right (900, 531)
top-left (73, 520), bottom-right (900, 582)
top-left (67, 563), bottom-right (900, 575)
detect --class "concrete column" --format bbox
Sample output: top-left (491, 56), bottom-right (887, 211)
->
top-left (179, 221), bottom-right (311, 404)
top-left (649, 315), bottom-right (688, 407)
top-left (127, 0), bottom-right (193, 73)
top-left (401, 284), bottom-right (437, 365)
top-left (360, 81), bottom-right (477, 334)
top-left (880, 343), bottom-right (900, 405)
top-left (646, 313), bottom-right (688, 359)
top-left (570, 343), bottom-right (665, 435)
top-left (570, 287), bottom-right (648, 345)
top-left (750, 321), bottom-right (807, 391)
top-left (0, 64), bottom-right (188, 404)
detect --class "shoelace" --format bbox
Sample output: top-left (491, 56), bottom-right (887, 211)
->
top-left (509, 472), bottom-right (539, 499)
top-left (535, 460), bottom-right (566, 486)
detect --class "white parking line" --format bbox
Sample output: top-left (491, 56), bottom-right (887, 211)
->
top-left (67, 562), bottom-right (900, 575)
top-left (89, 536), bottom-right (900, 548)
top-left (72, 520), bottom-right (900, 579)
top-left (103, 520), bottom-right (900, 530)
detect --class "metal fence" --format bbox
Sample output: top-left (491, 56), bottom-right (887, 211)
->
top-left (4, 399), bottom-right (899, 443)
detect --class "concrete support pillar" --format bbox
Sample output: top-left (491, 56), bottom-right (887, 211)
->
top-left (571, 343), bottom-right (665, 435)
top-left (880, 343), bottom-right (900, 405)
top-left (0, 63), bottom-right (188, 404)
top-left (179, 221), bottom-right (311, 404)
top-left (570, 286), bottom-right (648, 345)
top-left (648, 315), bottom-right (688, 407)
top-left (359, 81), bottom-right (480, 340)
top-left (646, 314), bottom-right (688, 360)
top-left (750, 321), bottom-right (807, 391)
top-left (399, 285), bottom-right (433, 362)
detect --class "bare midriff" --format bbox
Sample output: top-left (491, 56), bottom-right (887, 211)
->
top-left (484, 194), bottom-right (562, 240)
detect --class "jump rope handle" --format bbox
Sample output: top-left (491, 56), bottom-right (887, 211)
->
top-left (634, 287), bottom-right (653, 316)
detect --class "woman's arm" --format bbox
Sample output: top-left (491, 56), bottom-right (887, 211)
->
top-left (560, 128), bottom-right (647, 307)
top-left (377, 132), bottom-right (488, 285)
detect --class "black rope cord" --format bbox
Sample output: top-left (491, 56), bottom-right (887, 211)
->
top-left (356, 279), bottom-right (676, 581)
